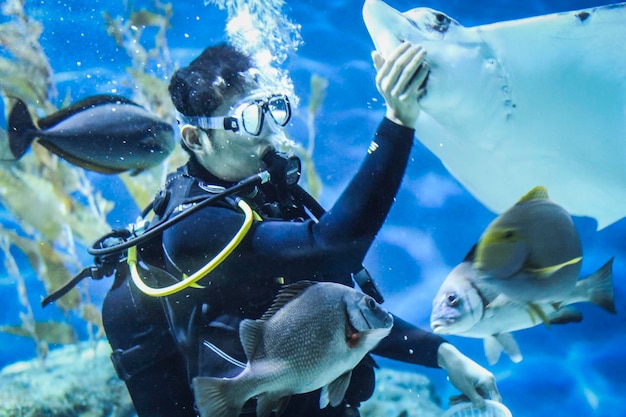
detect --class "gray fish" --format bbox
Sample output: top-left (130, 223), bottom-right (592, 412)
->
top-left (193, 281), bottom-right (393, 417)
top-left (3, 95), bottom-right (175, 174)
top-left (430, 250), bottom-right (615, 364)
top-left (473, 186), bottom-right (583, 304)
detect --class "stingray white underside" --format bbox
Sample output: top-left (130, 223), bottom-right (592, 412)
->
top-left (363, 0), bottom-right (626, 228)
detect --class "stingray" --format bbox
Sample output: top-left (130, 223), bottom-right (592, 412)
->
top-left (363, 0), bottom-right (626, 229)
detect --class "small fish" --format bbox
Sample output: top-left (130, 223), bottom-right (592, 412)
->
top-left (430, 249), bottom-right (615, 364)
top-left (193, 281), bottom-right (393, 417)
top-left (473, 186), bottom-right (583, 304)
top-left (3, 95), bottom-right (175, 174)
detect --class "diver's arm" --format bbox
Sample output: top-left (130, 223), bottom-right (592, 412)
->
top-left (372, 315), bottom-right (446, 368)
top-left (313, 117), bottom-right (413, 255)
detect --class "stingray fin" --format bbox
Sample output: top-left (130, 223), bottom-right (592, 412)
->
top-left (320, 371), bottom-right (353, 408)
top-left (517, 186), bottom-right (549, 204)
top-left (528, 256), bottom-right (582, 278)
top-left (193, 376), bottom-right (241, 417)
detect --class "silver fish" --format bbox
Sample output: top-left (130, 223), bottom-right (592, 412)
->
top-left (193, 281), bottom-right (393, 417)
top-left (430, 253), bottom-right (615, 364)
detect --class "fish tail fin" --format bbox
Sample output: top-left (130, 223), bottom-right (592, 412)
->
top-left (6, 98), bottom-right (38, 159)
top-left (192, 376), bottom-right (243, 417)
top-left (574, 258), bottom-right (616, 314)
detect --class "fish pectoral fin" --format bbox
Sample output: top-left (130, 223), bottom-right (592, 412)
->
top-left (257, 394), bottom-right (289, 417)
top-left (485, 294), bottom-right (516, 310)
top-left (527, 303), bottom-right (551, 327)
top-left (320, 370), bottom-right (353, 408)
top-left (192, 376), bottom-right (240, 417)
top-left (527, 256), bottom-right (582, 279)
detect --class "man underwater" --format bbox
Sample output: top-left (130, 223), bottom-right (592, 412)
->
top-left (101, 42), bottom-right (500, 416)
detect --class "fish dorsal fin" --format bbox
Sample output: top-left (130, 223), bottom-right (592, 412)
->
top-left (258, 280), bottom-right (317, 321)
top-left (527, 256), bottom-right (582, 278)
top-left (320, 371), bottom-right (353, 408)
top-left (517, 185), bottom-right (549, 204)
top-left (37, 94), bottom-right (139, 130)
top-left (463, 244), bottom-right (477, 262)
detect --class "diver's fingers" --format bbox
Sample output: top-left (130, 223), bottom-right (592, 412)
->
top-left (413, 61), bottom-right (430, 98)
top-left (448, 394), bottom-right (470, 406)
top-left (392, 47), bottom-right (427, 99)
top-left (465, 388), bottom-right (487, 409)
top-left (484, 385), bottom-right (502, 403)
top-left (375, 42), bottom-right (412, 93)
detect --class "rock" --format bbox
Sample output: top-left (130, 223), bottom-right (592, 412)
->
top-left (0, 340), bottom-right (445, 417)
top-left (0, 340), bottom-right (135, 417)
top-left (361, 368), bottom-right (445, 417)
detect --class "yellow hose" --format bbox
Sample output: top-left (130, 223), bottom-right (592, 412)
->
top-left (128, 199), bottom-right (254, 297)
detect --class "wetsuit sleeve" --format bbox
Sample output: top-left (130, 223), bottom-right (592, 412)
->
top-left (373, 315), bottom-right (447, 368)
top-left (314, 118), bottom-right (414, 252)
top-left (242, 117), bottom-right (416, 271)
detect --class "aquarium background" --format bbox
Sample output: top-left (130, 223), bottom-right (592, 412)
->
top-left (1, 1), bottom-right (624, 416)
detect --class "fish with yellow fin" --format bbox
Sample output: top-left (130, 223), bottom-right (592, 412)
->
top-left (2, 95), bottom-right (175, 174)
top-left (430, 246), bottom-right (615, 364)
top-left (473, 186), bottom-right (583, 305)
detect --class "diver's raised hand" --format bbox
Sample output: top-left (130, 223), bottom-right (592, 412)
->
top-left (372, 42), bottom-right (429, 129)
top-left (437, 343), bottom-right (502, 408)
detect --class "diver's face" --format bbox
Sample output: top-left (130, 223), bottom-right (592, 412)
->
top-left (192, 88), bottom-right (289, 182)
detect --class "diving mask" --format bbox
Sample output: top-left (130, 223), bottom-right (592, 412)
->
top-left (182, 94), bottom-right (291, 136)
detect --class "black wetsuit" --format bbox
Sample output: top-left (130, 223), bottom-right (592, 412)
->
top-left (103, 118), bottom-right (446, 417)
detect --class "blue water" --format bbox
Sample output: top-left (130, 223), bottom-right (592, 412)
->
top-left (1, 1), bottom-right (625, 416)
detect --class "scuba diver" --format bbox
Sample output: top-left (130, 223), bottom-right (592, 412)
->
top-left (51, 42), bottom-right (500, 416)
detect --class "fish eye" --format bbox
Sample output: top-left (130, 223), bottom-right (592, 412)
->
top-left (503, 230), bottom-right (515, 239)
top-left (365, 297), bottom-right (378, 310)
top-left (433, 13), bottom-right (450, 33)
top-left (445, 293), bottom-right (459, 307)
